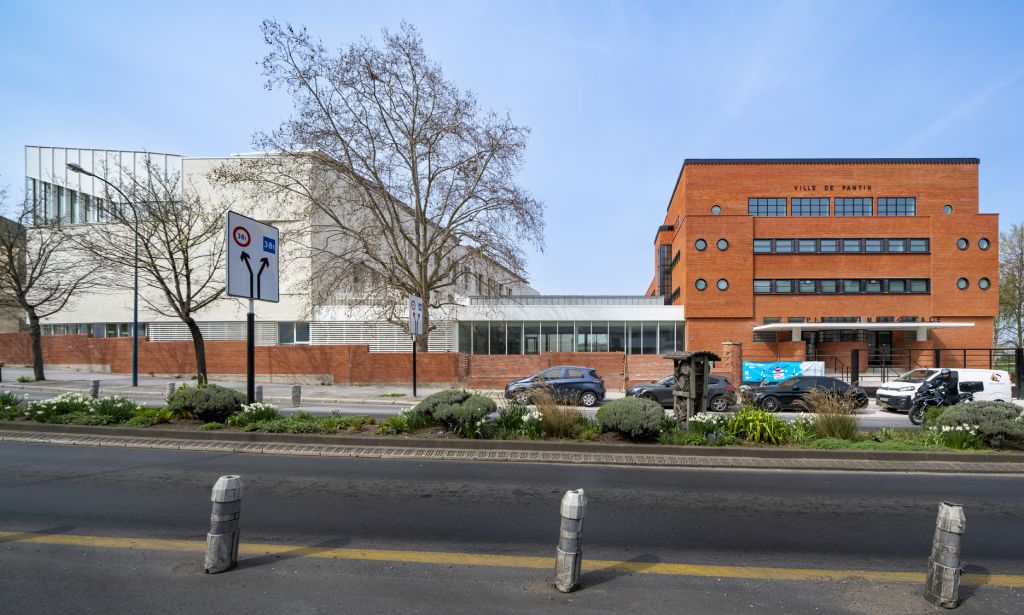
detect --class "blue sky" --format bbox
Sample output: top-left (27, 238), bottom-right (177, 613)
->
top-left (1, 0), bottom-right (1021, 294)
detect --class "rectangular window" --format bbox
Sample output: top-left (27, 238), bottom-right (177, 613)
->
top-left (753, 239), bottom-right (772, 254)
top-left (753, 280), bottom-right (772, 294)
top-left (642, 322), bottom-right (657, 354)
top-left (278, 322), bottom-right (295, 344)
top-left (819, 239), bottom-right (838, 253)
top-left (674, 322), bottom-right (685, 352)
top-left (295, 322), bottom-right (310, 343)
top-left (877, 197), bottom-right (916, 216)
top-left (909, 279), bottom-right (929, 293)
top-left (843, 279), bottom-right (861, 293)
top-left (888, 279), bottom-right (906, 293)
top-left (819, 279), bottom-right (838, 293)
top-left (774, 239), bottom-right (794, 253)
top-left (575, 321), bottom-right (591, 352)
top-left (909, 239), bottom-right (929, 253)
top-left (775, 280), bottom-right (793, 293)
top-left (887, 238), bottom-right (906, 253)
top-left (473, 322), bottom-right (490, 354)
top-left (557, 322), bottom-right (573, 355)
top-left (608, 322), bottom-right (625, 352)
top-left (506, 321), bottom-right (523, 354)
top-left (106, 323), bottom-right (118, 338)
top-left (93, 323), bottom-right (106, 338)
top-left (798, 239), bottom-right (817, 253)
top-left (754, 317), bottom-right (780, 343)
top-left (658, 322), bottom-right (674, 355)
top-left (627, 321), bottom-right (643, 355)
top-left (799, 279), bottom-right (817, 293)
top-left (842, 239), bottom-right (862, 253)
top-left (835, 197), bottom-right (873, 216)
top-left (591, 321), bottom-right (609, 352)
top-left (524, 322), bottom-right (540, 354)
top-left (864, 239), bottom-right (884, 253)
top-left (748, 197), bottom-right (787, 216)
top-left (791, 197), bottom-right (829, 216)
top-left (864, 279), bottom-right (882, 293)
top-left (458, 321), bottom-right (472, 353)
top-left (490, 321), bottom-right (507, 355)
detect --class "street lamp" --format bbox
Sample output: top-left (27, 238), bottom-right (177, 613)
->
top-left (66, 162), bottom-right (140, 387)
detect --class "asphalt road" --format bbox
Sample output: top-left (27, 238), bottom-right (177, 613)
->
top-left (1, 442), bottom-right (1022, 613)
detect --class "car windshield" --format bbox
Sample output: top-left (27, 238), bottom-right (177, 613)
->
top-left (896, 369), bottom-right (937, 383)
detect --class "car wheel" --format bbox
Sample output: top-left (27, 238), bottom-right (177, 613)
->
top-left (579, 391), bottom-right (598, 407)
top-left (759, 396), bottom-right (782, 413)
top-left (640, 392), bottom-right (659, 402)
top-left (513, 391), bottom-right (531, 405)
top-left (709, 396), bottom-right (729, 412)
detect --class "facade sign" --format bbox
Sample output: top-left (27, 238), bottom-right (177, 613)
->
top-left (742, 361), bottom-right (825, 384)
top-left (408, 295), bottom-right (424, 336)
top-left (226, 211), bottom-right (280, 302)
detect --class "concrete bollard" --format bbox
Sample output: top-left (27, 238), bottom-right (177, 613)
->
top-left (291, 385), bottom-right (301, 408)
top-left (205, 475), bottom-right (243, 574)
top-left (255, 385), bottom-right (263, 403)
top-left (90, 380), bottom-right (100, 399)
top-left (165, 382), bottom-right (176, 399)
top-left (554, 488), bottom-right (586, 593)
top-left (925, 501), bottom-right (966, 608)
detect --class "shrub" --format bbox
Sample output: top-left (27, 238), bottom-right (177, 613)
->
top-left (574, 416), bottom-right (603, 440)
top-left (0, 391), bottom-right (27, 420)
top-left (226, 402), bottom-right (281, 428)
top-left (94, 395), bottom-right (143, 422)
top-left (494, 402), bottom-right (527, 433)
top-left (531, 388), bottom-right (580, 438)
top-left (166, 384), bottom-right (245, 423)
top-left (125, 415), bottom-right (156, 428)
top-left (244, 419), bottom-right (288, 432)
top-left (434, 394), bottom-right (495, 435)
top-left (58, 412), bottom-right (117, 426)
top-left (934, 401), bottom-right (1024, 449)
top-left (16, 375), bottom-right (34, 383)
top-left (796, 389), bottom-right (860, 441)
top-left (27, 393), bottom-right (95, 422)
top-left (413, 389), bottom-right (472, 417)
top-left (596, 397), bottom-right (664, 440)
top-left (728, 407), bottom-right (791, 444)
top-left (809, 437), bottom-right (855, 450)
top-left (377, 413), bottom-right (409, 436)
top-left (199, 422), bottom-right (225, 430)
top-left (923, 405), bottom-right (946, 426)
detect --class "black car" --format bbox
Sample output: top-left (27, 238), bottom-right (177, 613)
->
top-left (625, 374), bottom-right (737, 412)
top-left (504, 366), bottom-right (605, 407)
top-left (752, 376), bottom-right (868, 412)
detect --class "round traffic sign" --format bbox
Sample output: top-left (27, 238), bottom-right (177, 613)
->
top-left (233, 226), bottom-right (251, 247)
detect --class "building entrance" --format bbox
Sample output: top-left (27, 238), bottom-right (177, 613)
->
top-left (868, 331), bottom-right (893, 367)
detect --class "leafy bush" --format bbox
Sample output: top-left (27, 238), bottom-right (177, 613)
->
top-left (573, 416), bottom-right (603, 440)
top-left (125, 415), bottom-right (156, 428)
top-left (377, 413), bottom-right (409, 436)
top-left (58, 412), bottom-right (117, 426)
top-left (16, 375), bottom-right (33, 383)
top-left (244, 419), bottom-right (288, 433)
top-left (809, 437), bottom-right (854, 450)
top-left (923, 405), bottom-right (946, 426)
top-left (934, 401), bottom-right (1023, 449)
top-left (284, 412), bottom-right (323, 434)
top-left (0, 390), bottom-right (27, 420)
top-left (433, 394), bottom-right (495, 435)
top-left (226, 402), bottom-right (281, 428)
top-left (413, 389), bottom-right (472, 417)
top-left (796, 389), bottom-right (860, 440)
top-left (166, 384), bottom-right (245, 423)
top-left (94, 395), bottom-right (143, 422)
top-left (199, 422), bottom-right (225, 430)
top-left (728, 407), bottom-right (791, 444)
top-left (596, 397), bottom-right (664, 440)
top-left (27, 393), bottom-right (96, 422)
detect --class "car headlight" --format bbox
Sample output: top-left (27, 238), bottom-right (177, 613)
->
top-left (894, 385), bottom-right (917, 392)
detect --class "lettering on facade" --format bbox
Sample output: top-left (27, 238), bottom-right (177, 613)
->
top-left (793, 184), bottom-right (873, 192)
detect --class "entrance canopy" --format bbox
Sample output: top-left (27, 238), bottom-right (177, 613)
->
top-left (752, 321), bottom-right (974, 342)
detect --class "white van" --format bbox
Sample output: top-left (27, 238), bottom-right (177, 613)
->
top-left (876, 368), bottom-right (1013, 412)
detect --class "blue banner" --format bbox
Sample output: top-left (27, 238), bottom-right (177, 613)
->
top-left (742, 361), bottom-right (824, 384)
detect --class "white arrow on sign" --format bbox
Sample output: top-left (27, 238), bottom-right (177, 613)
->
top-left (408, 296), bottom-right (424, 336)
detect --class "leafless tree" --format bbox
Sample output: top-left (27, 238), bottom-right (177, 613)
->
top-left (214, 20), bottom-right (545, 350)
top-left (0, 187), bottom-right (99, 380)
top-left (998, 224), bottom-right (1024, 347)
top-left (68, 159), bottom-right (226, 383)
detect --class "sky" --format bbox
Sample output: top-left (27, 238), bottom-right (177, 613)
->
top-left (1, 0), bottom-right (1022, 295)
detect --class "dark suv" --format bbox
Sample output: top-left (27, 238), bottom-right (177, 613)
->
top-left (625, 374), bottom-right (737, 411)
top-left (504, 366), bottom-right (605, 407)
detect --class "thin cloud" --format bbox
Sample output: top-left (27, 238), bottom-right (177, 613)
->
top-left (904, 70), bottom-right (1024, 150)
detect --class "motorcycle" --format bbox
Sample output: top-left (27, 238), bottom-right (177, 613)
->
top-left (908, 385), bottom-right (974, 425)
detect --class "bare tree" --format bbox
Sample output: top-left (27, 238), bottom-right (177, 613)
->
top-left (68, 159), bottom-right (226, 383)
top-left (215, 21), bottom-right (544, 350)
top-left (998, 224), bottom-right (1024, 348)
top-left (0, 187), bottom-right (99, 380)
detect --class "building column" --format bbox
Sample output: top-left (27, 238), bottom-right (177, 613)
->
top-left (721, 341), bottom-right (743, 385)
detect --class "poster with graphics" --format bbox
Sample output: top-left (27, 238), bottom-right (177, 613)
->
top-left (742, 361), bottom-right (825, 384)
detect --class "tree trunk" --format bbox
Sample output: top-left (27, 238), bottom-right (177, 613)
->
top-left (415, 306), bottom-right (430, 352)
top-left (184, 316), bottom-right (209, 385)
top-left (27, 310), bottom-right (45, 381)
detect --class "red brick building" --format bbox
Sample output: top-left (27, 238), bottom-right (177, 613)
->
top-left (649, 158), bottom-right (999, 381)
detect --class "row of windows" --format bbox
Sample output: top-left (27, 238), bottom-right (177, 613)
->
top-left (957, 237), bottom-right (991, 250)
top-left (695, 238), bottom-right (729, 251)
top-left (957, 278), bottom-right (992, 290)
top-left (753, 278), bottom-right (931, 294)
top-left (456, 321), bottom-right (685, 355)
top-left (40, 323), bottom-right (148, 337)
top-left (753, 237), bottom-right (930, 254)
top-left (695, 278), bottom-right (729, 291)
top-left (28, 179), bottom-right (116, 225)
top-left (747, 196), bottom-right (917, 217)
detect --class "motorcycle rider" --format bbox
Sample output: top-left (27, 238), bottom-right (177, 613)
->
top-left (927, 368), bottom-right (960, 405)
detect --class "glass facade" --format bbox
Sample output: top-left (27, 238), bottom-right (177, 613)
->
top-left (752, 237), bottom-right (928, 254)
top-left (456, 321), bottom-right (684, 355)
top-left (754, 278), bottom-right (931, 294)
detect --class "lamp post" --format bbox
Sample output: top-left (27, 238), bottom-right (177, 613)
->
top-left (66, 162), bottom-right (140, 387)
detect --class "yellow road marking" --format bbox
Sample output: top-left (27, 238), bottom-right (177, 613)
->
top-left (1, 530), bottom-right (1020, 588)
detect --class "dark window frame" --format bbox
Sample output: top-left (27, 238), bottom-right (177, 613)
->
top-left (748, 197), bottom-right (787, 216)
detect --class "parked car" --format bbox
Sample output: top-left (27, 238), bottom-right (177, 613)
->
top-left (625, 374), bottom-right (737, 412)
top-left (504, 366), bottom-right (605, 407)
top-left (752, 376), bottom-right (868, 412)
top-left (876, 368), bottom-right (1012, 412)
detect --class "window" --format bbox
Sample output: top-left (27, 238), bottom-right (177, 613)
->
top-left (716, 239), bottom-right (729, 251)
top-left (864, 279), bottom-right (882, 293)
top-left (717, 279), bottom-right (729, 290)
top-left (887, 239), bottom-right (906, 253)
top-left (711, 205), bottom-right (721, 215)
top-left (753, 239), bottom-right (772, 254)
top-left (957, 278), bottom-right (969, 290)
top-left (820, 279), bottom-right (838, 293)
top-left (753, 280), bottom-right (771, 294)
top-left (591, 321), bottom-right (609, 352)
top-left (843, 279), bottom-right (861, 293)
top-left (835, 197), bottom-right (872, 216)
top-left (564, 368), bottom-right (584, 379)
top-left (944, 204), bottom-right (953, 215)
top-left (979, 278), bottom-right (991, 290)
top-left (627, 321), bottom-right (642, 355)
top-left (909, 238), bottom-right (929, 253)
top-left (877, 197), bottom-right (916, 216)
top-left (799, 279), bottom-right (816, 293)
top-left (755, 317), bottom-right (780, 343)
top-left (695, 239), bottom-right (707, 251)
top-left (865, 239), bottom-right (884, 253)
top-left (748, 197), bottom-right (786, 216)
top-left (608, 322), bottom-right (625, 352)
top-left (775, 239), bottom-right (794, 253)
top-left (775, 280), bottom-right (793, 293)
top-left (956, 238), bottom-right (968, 250)
top-left (658, 322), bottom-right (674, 354)
top-left (474, 322), bottom-right (490, 354)
top-left (798, 239), bottom-right (817, 253)
top-left (574, 321), bottom-right (590, 352)
top-left (642, 322), bottom-right (657, 354)
top-left (819, 239), bottom-right (838, 253)
top-left (458, 321), bottom-right (472, 353)
top-left (909, 279), bottom-right (929, 293)
top-left (842, 239), bottom-right (862, 253)
top-left (791, 197), bottom-right (829, 216)
top-left (888, 279), bottom-right (906, 293)
top-left (979, 238), bottom-right (990, 250)
top-left (695, 278), bottom-right (708, 291)
top-left (490, 321), bottom-right (507, 354)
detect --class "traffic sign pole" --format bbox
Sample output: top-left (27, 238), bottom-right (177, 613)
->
top-left (412, 336), bottom-right (418, 397)
top-left (247, 299), bottom-right (255, 404)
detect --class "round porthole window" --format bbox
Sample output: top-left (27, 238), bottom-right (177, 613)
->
top-left (979, 278), bottom-right (991, 290)
top-left (717, 279), bottom-right (729, 291)
top-left (944, 204), bottom-right (954, 215)
top-left (695, 239), bottom-right (707, 251)
top-left (711, 205), bottom-right (721, 215)
top-left (979, 237), bottom-right (990, 250)
top-left (695, 278), bottom-right (708, 291)
top-left (956, 238), bottom-right (968, 250)
top-left (717, 238), bottom-right (729, 251)
top-left (957, 278), bottom-right (969, 290)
